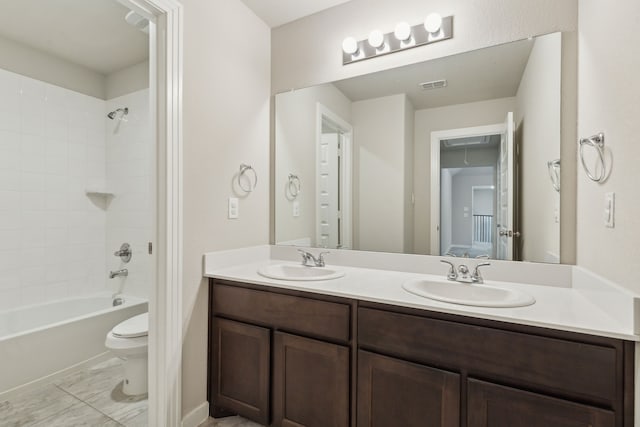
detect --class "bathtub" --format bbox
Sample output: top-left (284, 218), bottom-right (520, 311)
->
top-left (0, 294), bottom-right (147, 395)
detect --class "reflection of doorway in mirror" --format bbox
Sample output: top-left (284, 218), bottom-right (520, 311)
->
top-left (316, 104), bottom-right (353, 249)
top-left (431, 113), bottom-right (515, 260)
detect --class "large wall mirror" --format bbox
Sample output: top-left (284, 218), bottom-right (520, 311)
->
top-left (275, 32), bottom-right (570, 264)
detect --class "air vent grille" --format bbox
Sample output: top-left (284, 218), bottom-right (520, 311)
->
top-left (419, 79), bottom-right (448, 90)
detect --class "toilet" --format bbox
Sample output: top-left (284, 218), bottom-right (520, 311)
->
top-left (105, 312), bottom-right (148, 395)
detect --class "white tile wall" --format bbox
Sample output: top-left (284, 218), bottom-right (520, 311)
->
top-left (0, 68), bottom-right (152, 310)
top-left (105, 89), bottom-right (152, 300)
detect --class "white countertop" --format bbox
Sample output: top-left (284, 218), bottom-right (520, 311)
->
top-left (204, 246), bottom-right (640, 341)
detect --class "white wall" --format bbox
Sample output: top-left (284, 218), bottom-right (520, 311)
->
top-left (105, 61), bottom-right (149, 100)
top-left (403, 96), bottom-right (415, 253)
top-left (105, 89), bottom-right (152, 299)
top-left (0, 68), bottom-right (107, 309)
top-left (0, 35), bottom-right (105, 100)
top-left (274, 84), bottom-right (351, 246)
top-left (576, 0), bottom-right (640, 291)
top-left (352, 94), bottom-right (412, 253)
top-left (413, 97), bottom-right (516, 254)
top-left (271, 0), bottom-right (578, 93)
top-left (515, 32), bottom-right (561, 263)
top-left (180, 0), bottom-right (271, 416)
top-left (440, 169), bottom-right (453, 253)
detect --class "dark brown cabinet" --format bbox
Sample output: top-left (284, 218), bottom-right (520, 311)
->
top-left (357, 350), bottom-right (460, 427)
top-left (211, 318), bottom-right (270, 425)
top-left (467, 379), bottom-right (615, 427)
top-left (273, 332), bottom-right (350, 427)
top-left (208, 279), bottom-right (634, 427)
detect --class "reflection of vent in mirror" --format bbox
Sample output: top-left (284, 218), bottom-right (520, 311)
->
top-left (419, 79), bottom-right (448, 90)
top-left (442, 135), bottom-right (491, 148)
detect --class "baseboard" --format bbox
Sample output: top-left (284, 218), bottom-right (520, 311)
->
top-left (182, 401), bottom-right (210, 427)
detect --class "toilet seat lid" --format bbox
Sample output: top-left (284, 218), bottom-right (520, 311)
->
top-left (113, 313), bottom-right (148, 338)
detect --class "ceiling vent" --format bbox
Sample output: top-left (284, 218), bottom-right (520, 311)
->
top-left (419, 79), bottom-right (448, 90)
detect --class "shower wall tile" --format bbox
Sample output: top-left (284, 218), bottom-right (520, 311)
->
top-left (0, 67), bottom-right (108, 308)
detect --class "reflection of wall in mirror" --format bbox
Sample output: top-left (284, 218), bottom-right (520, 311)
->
top-left (515, 32), bottom-right (561, 263)
top-left (275, 84), bottom-right (351, 246)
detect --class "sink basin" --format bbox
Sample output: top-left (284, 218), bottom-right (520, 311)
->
top-left (258, 264), bottom-right (345, 281)
top-left (402, 278), bottom-right (535, 308)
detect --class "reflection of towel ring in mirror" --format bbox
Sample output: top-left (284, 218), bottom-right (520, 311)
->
top-left (287, 174), bottom-right (301, 199)
top-left (579, 132), bottom-right (606, 182)
top-left (547, 159), bottom-right (560, 192)
top-left (238, 163), bottom-right (257, 192)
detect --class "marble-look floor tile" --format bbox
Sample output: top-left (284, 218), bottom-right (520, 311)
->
top-left (123, 407), bottom-right (148, 427)
top-left (0, 384), bottom-right (80, 426)
top-left (199, 415), bottom-right (265, 427)
top-left (31, 401), bottom-right (122, 427)
top-left (55, 357), bottom-right (148, 425)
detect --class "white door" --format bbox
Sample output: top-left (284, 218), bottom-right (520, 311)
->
top-left (496, 112), bottom-right (514, 260)
top-left (317, 133), bottom-right (340, 248)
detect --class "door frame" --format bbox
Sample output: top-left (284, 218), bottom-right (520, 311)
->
top-left (316, 103), bottom-right (353, 249)
top-left (430, 124), bottom-right (504, 255)
top-left (116, 0), bottom-right (183, 426)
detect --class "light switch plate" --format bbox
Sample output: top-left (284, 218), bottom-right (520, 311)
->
top-left (293, 201), bottom-right (300, 217)
top-left (228, 197), bottom-right (239, 219)
top-left (604, 192), bottom-right (615, 228)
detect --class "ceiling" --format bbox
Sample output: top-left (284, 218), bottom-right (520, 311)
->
top-left (333, 38), bottom-right (535, 110)
top-left (240, 0), bottom-right (352, 28)
top-left (0, 0), bottom-right (149, 75)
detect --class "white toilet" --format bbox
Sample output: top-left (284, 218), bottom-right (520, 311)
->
top-left (105, 312), bottom-right (149, 396)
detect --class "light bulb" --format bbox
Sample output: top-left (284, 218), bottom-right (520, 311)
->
top-left (342, 36), bottom-right (359, 55)
top-left (394, 22), bottom-right (412, 41)
top-left (368, 29), bottom-right (384, 48)
top-left (424, 13), bottom-right (443, 33)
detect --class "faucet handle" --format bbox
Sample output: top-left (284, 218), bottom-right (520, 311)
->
top-left (317, 251), bottom-right (330, 267)
top-left (297, 249), bottom-right (311, 265)
top-left (440, 260), bottom-right (457, 281)
top-left (472, 262), bottom-right (491, 284)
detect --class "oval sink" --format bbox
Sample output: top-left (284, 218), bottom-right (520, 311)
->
top-left (258, 264), bottom-right (345, 281)
top-left (402, 278), bottom-right (535, 308)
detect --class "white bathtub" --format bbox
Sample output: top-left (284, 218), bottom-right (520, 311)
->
top-left (0, 294), bottom-right (147, 394)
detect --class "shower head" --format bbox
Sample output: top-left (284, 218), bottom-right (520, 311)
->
top-left (107, 107), bottom-right (129, 120)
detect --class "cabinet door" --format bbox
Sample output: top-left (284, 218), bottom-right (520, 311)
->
top-left (467, 379), bottom-right (615, 427)
top-left (212, 318), bottom-right (270, 425)
top-left (357, 350), bottom-right (460, 427)
top-left (273, 332), bottom-right (349, 427)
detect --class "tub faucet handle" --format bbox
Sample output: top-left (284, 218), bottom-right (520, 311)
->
top-left (114, 243), bottom-right (132, 263)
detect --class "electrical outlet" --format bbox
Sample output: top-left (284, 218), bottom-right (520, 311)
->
top-left (293, 201), bottom-right (300, 217)
top-left (604, 192), bottom-right (615, 228)
top-left (228, 197), bottom-right (239, 219)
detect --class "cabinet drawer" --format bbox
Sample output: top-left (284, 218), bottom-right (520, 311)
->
top-left (212, 282), bottom-right (351, 343)
top-left (358, 307), bottom-right (618, 405)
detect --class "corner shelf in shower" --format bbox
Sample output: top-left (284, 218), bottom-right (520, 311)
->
top-left (85, 188), bottom-right (115, 210)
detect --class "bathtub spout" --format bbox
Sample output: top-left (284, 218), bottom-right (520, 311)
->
top-left (109, 269), bottom-right (128, 279)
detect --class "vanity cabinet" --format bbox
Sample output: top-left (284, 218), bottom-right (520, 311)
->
top-left (208, 280), bottom-right (353, 427)
top-left (208, 279), bottom-right (634, 427)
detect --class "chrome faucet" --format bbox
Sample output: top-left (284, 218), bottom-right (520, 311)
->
top-left (109, 268), bottom-right (128, 279)
top-left (441, 260), bottom-right (491, 284)
top-left (297, 249), bottom-right (329, 267)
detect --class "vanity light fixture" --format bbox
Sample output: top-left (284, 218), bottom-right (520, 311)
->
top-left (342, 13), bottom-right (453, 65)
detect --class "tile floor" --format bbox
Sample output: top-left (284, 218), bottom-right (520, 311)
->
top-left (0, 358), bottom-right (147, 427)
top-left (199, 416), bottom-right (263, 427)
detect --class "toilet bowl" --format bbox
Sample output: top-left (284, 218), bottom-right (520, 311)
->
top-left (105, 312), bottom-right (148, 396)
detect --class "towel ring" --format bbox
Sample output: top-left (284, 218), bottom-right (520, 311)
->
top-left (238, 163), bottom-right (257, 192)
top-left (547, 159), bottom-right (560, 192)
top-left (288, 174), bottom-right (301, 199)
top-left (579, 132), bottom-right (606, 182)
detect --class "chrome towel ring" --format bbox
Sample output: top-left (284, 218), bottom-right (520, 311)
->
top-left (287, 173), bottom-right (301, 199)
top-left (547, 159), bottom-right (560, 192)
top-left (238, 163), bottom-right (257, 192)
top-left (579, 132), bottom-right (606, 182)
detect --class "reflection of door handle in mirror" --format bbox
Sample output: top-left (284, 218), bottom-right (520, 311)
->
top-left (499, 229), bottom-right (508, 237)
top-left (499, 230), bottom-right (521, 238)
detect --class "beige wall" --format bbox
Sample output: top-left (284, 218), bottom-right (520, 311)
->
top-left (352, 94), bottom-right (412, 252)
top-left (576, 0), bottom-right (640, 291)
top-left (403, 96), bottom-right (415, 253)
top-left (181, 0), bottom-right (271, 416)
top-left (274, 84), bottom-right (352, 245)
top-left (271, 0), bottom-right (578, 93)
top-left (0, 35), bottom-right (105, 99)
top-left (413, 97), bottom-right (517, 254)
top-left (515, 32), bottom-right (561, 262)
top-left (105, 60), bottom-right (149, 100)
